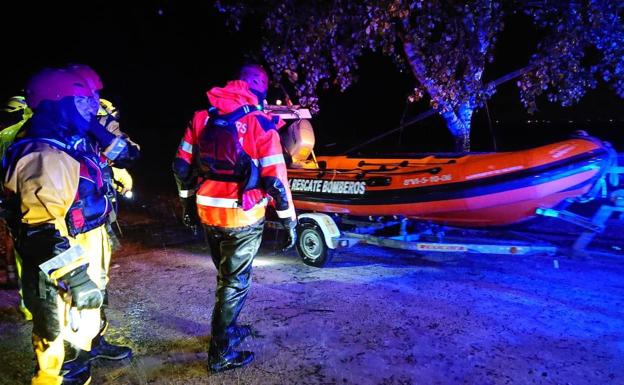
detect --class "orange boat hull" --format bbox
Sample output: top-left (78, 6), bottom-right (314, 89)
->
top-left (287, 136), bottom-right (610, 227)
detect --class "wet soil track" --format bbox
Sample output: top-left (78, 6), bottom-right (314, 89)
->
top-left (1, 200), bottom-right (623, 384)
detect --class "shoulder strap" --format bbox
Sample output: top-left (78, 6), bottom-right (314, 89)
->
top-left (206, 103), bottom-right (262, 127)
top-left (2, 138), bottom-right (85, 173)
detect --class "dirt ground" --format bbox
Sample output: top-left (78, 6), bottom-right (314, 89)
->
top-left (1, 202), bottom-right (623, 385)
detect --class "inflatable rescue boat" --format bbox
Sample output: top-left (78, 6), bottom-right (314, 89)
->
top-left (276, 111), bottom-right (613, 227)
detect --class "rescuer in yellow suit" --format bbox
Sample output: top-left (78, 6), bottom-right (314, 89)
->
top-left (0, 96), bottom-right (33, 320)
top-left (95, 98), bottom-right (136, 250)
top-left (3, 67), bottom-right (134, 384)
top-left (1, 96), bottom-right (134, 322)
top-left (63, 65), bottom-right (137, 365)
top-left (0, 96), bottom-right (32, 153)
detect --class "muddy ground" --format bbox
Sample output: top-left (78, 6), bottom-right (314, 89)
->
top-left (1, 201), bottom-right (623, 385)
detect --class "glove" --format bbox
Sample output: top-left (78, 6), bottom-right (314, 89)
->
top-left (181, 197), bottom-right (200, 232)
top-left (112, 143), bottom-right (140, 168)
top-left (281, 218), bottom-right (297, 252)
top-left (88, 119), bottom-right (117, 149)
top-left (112, 167), bottom-right (134, 197)
top-left (60, 265), bottom-right (103, 310)
top-left (89, 120), bottom-right (141, 167)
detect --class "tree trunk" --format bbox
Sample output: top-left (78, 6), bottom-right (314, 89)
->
top-left (439, 102), bottom-right (472, 152)
top-left (457, 102), bottom-right (473, 152)
top-left (402, 40), bottom-right (472, 152)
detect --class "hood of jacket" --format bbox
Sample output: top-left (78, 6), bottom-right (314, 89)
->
top-left (206, 80), bottom-right (260, 114)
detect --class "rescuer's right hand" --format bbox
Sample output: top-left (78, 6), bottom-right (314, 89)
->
top-left (181, 197), bottom-right (200, 231)
top-left (60, 265), bottom-right (103, 310)
top-left (88, 119), bottom-right (117, 149)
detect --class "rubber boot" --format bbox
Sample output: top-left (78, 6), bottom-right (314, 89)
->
top-left (89, 335), bottom-right (132, 361)
top-left (60, 364), bottom-right (91, 385)
top-left (208, 336), bottom-right (254, 373)
top-left (89, 308), bottom-right (132, 361)
top-left (228, 324), bottom-right (253, 347)
top-left (61, 343), bottom-right (92, 385)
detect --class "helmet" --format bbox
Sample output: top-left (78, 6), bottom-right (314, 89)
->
top-left (2, 95), bottom-right (27, 113)
top-left (25, 68), bottom-right (93, 109)
top-left (65, 64), bottom-right (103, 91)
top-left (97, 98), bottom-right (115, 116)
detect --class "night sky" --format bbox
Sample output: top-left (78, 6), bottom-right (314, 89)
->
top-left (2, 2), bottom-right (623, 195)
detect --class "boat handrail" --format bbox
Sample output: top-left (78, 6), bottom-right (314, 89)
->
top-left (290, 166), bottom-right (442, 178)
top-left (356, 159), bottom-right (457, 167)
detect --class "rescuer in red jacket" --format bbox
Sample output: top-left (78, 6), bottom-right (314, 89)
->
top-left (173, 63), bottom-right (297, 373)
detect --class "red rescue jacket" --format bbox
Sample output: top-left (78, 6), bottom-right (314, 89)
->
top-left (173, 80), bottom-right (296, 228)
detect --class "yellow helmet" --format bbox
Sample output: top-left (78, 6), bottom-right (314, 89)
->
top-left (2, 95), bottom-right (28, 113)
top-left (97, 98), bottom-right (118, 117)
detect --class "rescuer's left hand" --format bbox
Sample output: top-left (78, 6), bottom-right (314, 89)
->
top-left (112, 167), bottom-right (134, 198)
top-left (60, 265), bottom-right (104, 310)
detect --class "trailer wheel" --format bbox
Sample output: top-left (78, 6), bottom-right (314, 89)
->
top-left (296, 221), bottom-right (334, 267)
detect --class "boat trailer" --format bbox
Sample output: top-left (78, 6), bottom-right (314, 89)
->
top-left (535, 152), bottom-right (624, 255)
top-left (268, 213), bottom-right (558, 268)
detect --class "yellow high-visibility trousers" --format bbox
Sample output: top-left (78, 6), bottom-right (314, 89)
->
top-left (28, 226), bottom-right (109, 385)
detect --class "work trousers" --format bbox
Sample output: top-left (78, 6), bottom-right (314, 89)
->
top-left (204, 220), bottom-right (263, 344)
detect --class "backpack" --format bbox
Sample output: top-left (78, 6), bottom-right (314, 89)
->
top-left (197, 104), bottom-right (261, 193)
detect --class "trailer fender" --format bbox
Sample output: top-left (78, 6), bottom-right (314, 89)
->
top-left (297, 213), bottom-right (341, 249)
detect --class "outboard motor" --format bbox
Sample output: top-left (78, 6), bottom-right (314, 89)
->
top-left (280, 119), bottom-right (317, 168)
